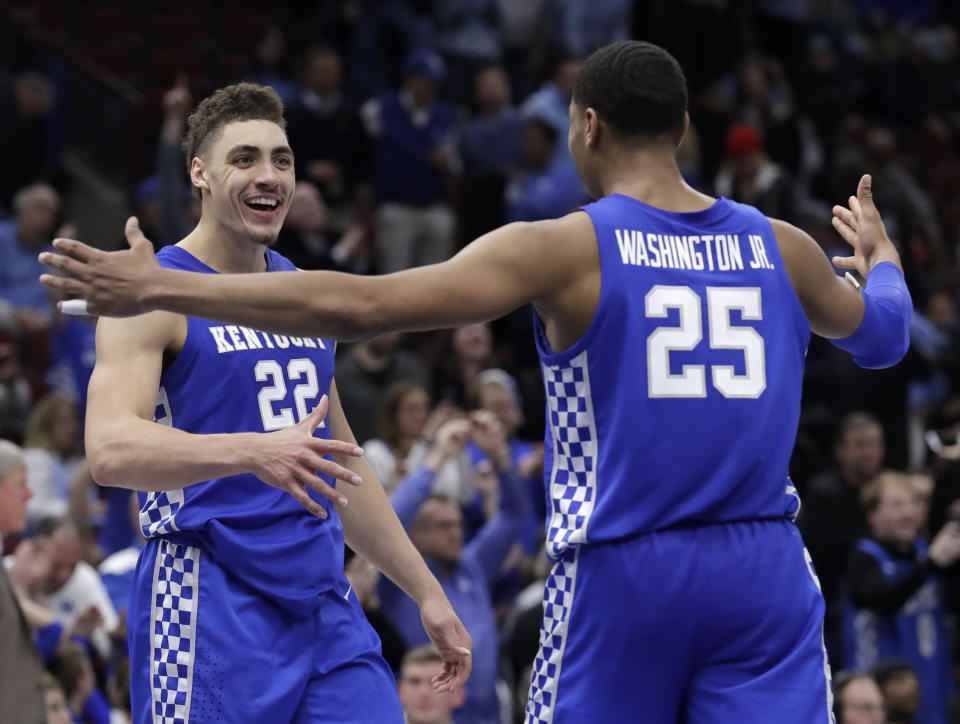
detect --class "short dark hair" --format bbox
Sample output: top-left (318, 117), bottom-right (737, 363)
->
top-left (182, 82), bottom-right (286, 175)
top-left (573, 41), bottom-right (687, 142)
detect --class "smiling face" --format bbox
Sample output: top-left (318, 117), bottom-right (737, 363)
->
top-left (191, 119), bottom-right (295, 246)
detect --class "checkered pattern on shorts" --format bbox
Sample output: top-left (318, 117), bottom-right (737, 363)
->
top-left (140, 490), bottom-right (184, 538)
top-left (542, 350), bottom-right (598, 559)
top-left (525, 548), bottom-right (580, 724)
top-left (150, 539), bottom-right (200, 724)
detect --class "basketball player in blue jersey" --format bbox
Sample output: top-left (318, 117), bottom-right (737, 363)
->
top-left (49, 83), bottom-right (472, 724)
top-left (41, 43), bottom-right (912, 723)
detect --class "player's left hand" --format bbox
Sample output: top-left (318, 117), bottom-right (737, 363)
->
top-left (39, 216), bottom-right (161, 317)
top-left (419, 590), bottom-right (473, 694)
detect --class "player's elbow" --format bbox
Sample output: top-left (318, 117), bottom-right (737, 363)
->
top-left (86, 439), bottom-right (128, 488)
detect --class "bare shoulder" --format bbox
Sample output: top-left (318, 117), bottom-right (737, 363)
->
top-left (95, 309), bottom-right (187, 358)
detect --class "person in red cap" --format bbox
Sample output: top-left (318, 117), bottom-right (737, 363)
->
top-left (715, 122), bottom-right (797, 221)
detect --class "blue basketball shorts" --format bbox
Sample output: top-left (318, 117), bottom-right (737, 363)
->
top-left (524, 518), bottom-right (835, 723)
top-left (128, 537), bottom-right (403, 724)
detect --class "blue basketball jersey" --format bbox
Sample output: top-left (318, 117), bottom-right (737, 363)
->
top-left (138, 246), bottom-right (341, 616)
top-left (534, 194), bottom-right (810, 558)
top-left (844, 538), bottom-right (952, 724)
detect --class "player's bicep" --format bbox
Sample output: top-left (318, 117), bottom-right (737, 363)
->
top-left (86, 313), bottom-right (179, 436)
top-left (771, 218), bottom-right (865, 339)
top-left (368, 216), bottom-right (585, 332)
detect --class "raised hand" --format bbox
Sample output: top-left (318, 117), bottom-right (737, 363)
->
top-left (419, 590), bottom-right (473, 694)
top-left (251, 394), bottom-right (365, 518)
top-left (39, 217), bottom-right (161, 317)
top-left (831, 174), bottom-right (902, 277)
top-left (469, 409), bottom-right (509, 469)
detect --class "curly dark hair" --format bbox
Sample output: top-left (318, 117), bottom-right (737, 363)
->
top-left (573, 41), bottom-right (687, 143)
top-left (181, 82), bottom-right (286, 176)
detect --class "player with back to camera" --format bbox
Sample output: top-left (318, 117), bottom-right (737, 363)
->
top-left (41, 42), bottom-right (911, 723)
top-left (43, 82), bottom-right (471, 723)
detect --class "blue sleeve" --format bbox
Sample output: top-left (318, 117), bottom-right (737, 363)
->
top-left (463, 465), bottom-right (531, 587)
top-left (390, 466), bottom-right (437, 529)
top-left (830, 262), bottom-right (912, 369)
top-left (34, 621), bottom-right (64, 664)
top-left (82, 687), bottom-right (112, 724)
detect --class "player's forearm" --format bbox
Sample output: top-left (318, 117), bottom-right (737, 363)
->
top-left (86, 417), bottom-right (263, 491)
top-left (146, 266), bottom-right (382, 341)
top-left (339, 456), bottom-right (444, 606)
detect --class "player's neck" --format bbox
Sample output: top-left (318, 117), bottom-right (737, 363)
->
top-left (179, 219), bottom-right (269, 275)
top-left (600, 151), bottom-right (714, 212)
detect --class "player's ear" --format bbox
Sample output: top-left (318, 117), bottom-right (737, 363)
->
top-left (676, 112), bottom-right (691, 149)
top-left (190, 157), bottom-right (210, 194)
top-left (584, 108), bottom-right (599, 148)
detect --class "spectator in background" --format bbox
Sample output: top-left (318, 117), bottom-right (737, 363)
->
top-left (48, 640), bottom-right (107, 724)
top-left (141, 75), bottom-right (199, 250)
top-left (22, 395), bottom-right (82, 526)
top-left (434, 0), bottom-right (501, 105)
top-left (504, 116), bottom-right (584, 223)
top-left (844, 474), bottom-right (960, 724)
top-left (336, 333), bottom-right (431, 446)
top-left (382, 411), bottom-right (528, 724)
top-left (287, 46), bottom-right (367, 223)
top-left (0, 328), bottom-right (34, 443)
top-left (713, 122), bottom-right (797, 222)
top-left (273, 181), bottom-right (371, 272)
top-left (433, 323), bottom-right (496, 409)
top-left (398, 645), bottom-right (466, 724)
top-left (34, 517), bottom-right (118, 660)
top-left (363, 382), bottom-right (471, 501)
top-left (458, 66), bottom-right (525, 240)
top-left (0, 71), bottom-right (60, 210)
top-left (871, 659), bottom-right (923, 724)
top-left (246, 27), bottom-right (299, 107)
top-left (521, 55), bottom-right (582, 168)
top-left (545, 0), bottom-right (632, 58)
top-left (362, 48), bottom-right (457, 273)
top-left (0, 439), bottom-right (46, 723)
top-left (800, 412), bottom-right (886, 666)
top-left (42, 672), bottom-right (72, 724)
top-left (833, 670), bottom-right (887, 724)
top-left (0, 182), bottom-right (63, 329)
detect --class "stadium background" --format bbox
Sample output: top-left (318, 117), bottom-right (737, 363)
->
top-left (2, 0), bottom-right (960, 722)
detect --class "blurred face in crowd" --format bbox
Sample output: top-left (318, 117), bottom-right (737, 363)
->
top-left (16, 184), bottom-right (61, 247)
top-left (283, 182), bottom-right (327, 235)
top-left (0, 464), bottom-right (30, 536)
top-left (45, 525), bottom-right (82, 593)
top-left (304, 51), bottom-right (342, 97)
top-left (879, 670), bottom-right (920, 720)
top-left (412, 499), bottom-right (463, 566)
top-left (555, 59), bottom-right (583, 99)
top-left (396, 387), bottom-right (430, 440)
top-left (45, 685), bottom-right (72, 724)
top-left (193, 120), bottom-right (295, 247)
top-left (836, 422), bottom-right (884, 485)
top-left (475, 67), bottom-right (510, 113)
top-left (453, 324), bottom-right (491, 364)
top-left (839, 677), bottom-right (886, 724)
top-left (399, 658), bottom-right (464, 724)
top-left (868, 482), bottom-right (921, 548)
top-left (478, 382), bottom-right (521, 436)
top-left (50, 400), bottom-right (80, 456)
top-left (910, 471), bottom-right (934, 529)
top-left (523, 121), bottom-right (555, 170)
top-left (406, 75), bottom-right (439, 108)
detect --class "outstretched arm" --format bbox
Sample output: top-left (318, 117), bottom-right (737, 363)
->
top-left (40, 214), bottom-right (586, 340)
top-left (325, 379), bottom-right (473, 693)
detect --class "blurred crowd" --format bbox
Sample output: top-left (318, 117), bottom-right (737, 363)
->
top-left (3, 1), bottom-right (960, 723)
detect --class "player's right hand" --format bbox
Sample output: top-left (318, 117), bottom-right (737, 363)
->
top-left (252, 394), bottom-right (365, 519)
top-left (39, 216), bottom-right (161, 318)
top-left (831, 174), bottom-right (903, 277)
